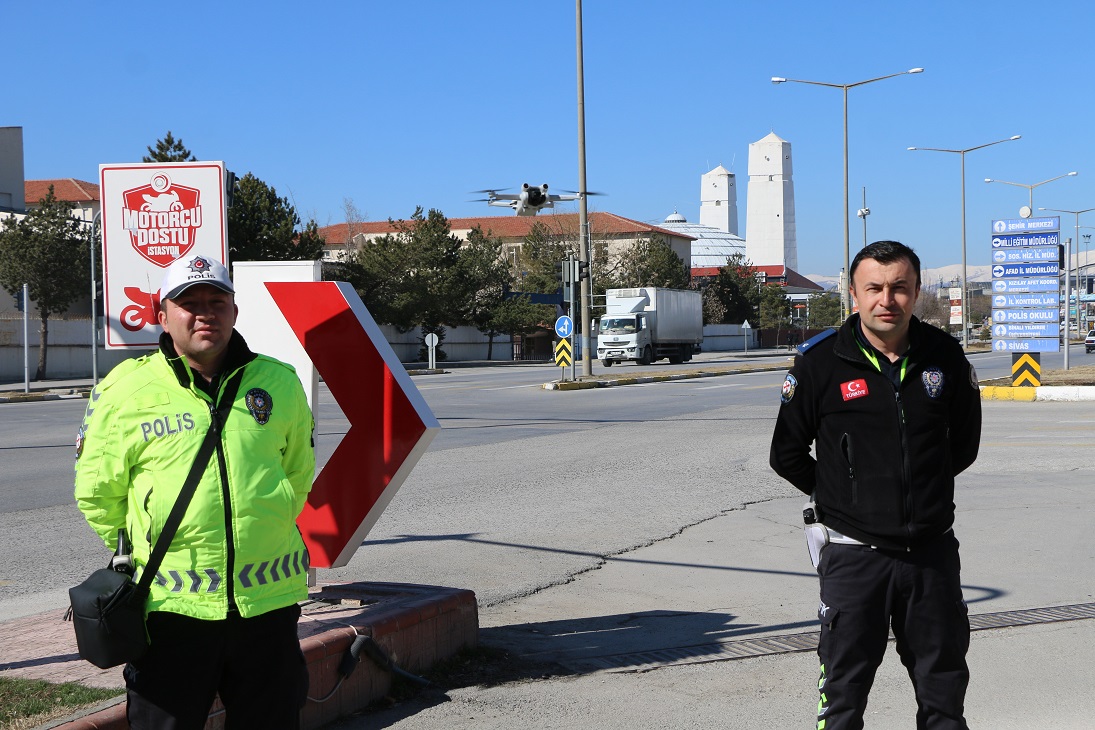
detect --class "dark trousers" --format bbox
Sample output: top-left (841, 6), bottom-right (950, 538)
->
top-left (123, 604), bottom-right (308, 730)
top-left (815, 532), bottom-right (970, 730)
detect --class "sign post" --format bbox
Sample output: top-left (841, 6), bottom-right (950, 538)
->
top-left (742, 319), bottom-right (752, 356)
top-left (555, 315), bottom-right (574, 380)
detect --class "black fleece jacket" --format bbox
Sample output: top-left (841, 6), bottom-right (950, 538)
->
top-left (769, 315), bottom-right (981, 551)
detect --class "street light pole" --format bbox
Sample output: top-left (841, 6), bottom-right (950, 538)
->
top-left (83, 210), bottom-right (102, 384)
top-left (907, 135), bottom-right (1021, 348)
top-left (984, 171), bottom-right (1077, 214)
top-left (576, 0), bottom-right (592, 377)
top-left (1039, 206), bottom-right (1095, 371)
top-left (772, 67), bottom-right (924, 319)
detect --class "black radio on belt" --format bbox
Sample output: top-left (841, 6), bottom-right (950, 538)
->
top-left (803, 503), bottom-right (824, 524)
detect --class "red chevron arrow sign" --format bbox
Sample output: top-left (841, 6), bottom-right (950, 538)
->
top-left (265, 281), bottom-right (440, 568)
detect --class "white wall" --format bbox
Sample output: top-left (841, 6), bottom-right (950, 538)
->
top-left (701, 323), bottom-right (756, 352)
top-left (0, 318), bottom-right (520, 382)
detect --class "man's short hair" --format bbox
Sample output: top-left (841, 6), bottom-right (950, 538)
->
top-left (850, 240), bottom-right (921, 288)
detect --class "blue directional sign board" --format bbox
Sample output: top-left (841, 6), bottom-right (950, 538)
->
top-left (992, 322), bottom-right (1059, 338)
top-left (992, 338), bottom-right (1060, 353)
top-left (554, 315), bottom-right (574, 339)
top-left (991, 217), bottom-right (1061, 354)
top-left (992, 262), bottom-right (1059, 278)
top-left (992, 308), bottom-right (1058, 323)
top-left (991, 232), bottom-right (1060, 248)
top-left (990, 217), bottom-right (1060, 234)
top-left (991, 277), bottom-right (1059, 293)
top-left (991, 246), bottom-right (1059, 264)
top-left (992, 292), bottom-right (1059, 308)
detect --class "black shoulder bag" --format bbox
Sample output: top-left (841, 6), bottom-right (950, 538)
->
top-left (67, 370), bottom-right (243, 669)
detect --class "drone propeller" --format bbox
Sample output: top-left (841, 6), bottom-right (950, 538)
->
top-left (470, 187), bottom-right (510, 195)
top-left (559, 189), bottom-right (606, 197)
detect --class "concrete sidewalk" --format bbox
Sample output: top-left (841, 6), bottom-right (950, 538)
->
top-left (0, 582), bottom-right (478, 729)
top-left (356, 479), bottom-right (1095, 729)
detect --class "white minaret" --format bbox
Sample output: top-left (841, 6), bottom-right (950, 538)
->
top-left (699, 164), bottom-right (738, 235)
top-left (745, 132), bottom-right (797, 271)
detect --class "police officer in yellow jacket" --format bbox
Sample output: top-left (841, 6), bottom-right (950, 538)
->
top-left (75, 255), bottom-right (315, 729)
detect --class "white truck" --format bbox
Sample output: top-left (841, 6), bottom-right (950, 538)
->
top-left (597, 287), bottom-right (703, 366)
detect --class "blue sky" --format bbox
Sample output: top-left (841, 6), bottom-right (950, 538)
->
top-left (7, 1), bottom-right (1095, 278)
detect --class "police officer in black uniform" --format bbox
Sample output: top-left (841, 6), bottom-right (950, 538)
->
top-left (770, 240), bottom-right (981, 729)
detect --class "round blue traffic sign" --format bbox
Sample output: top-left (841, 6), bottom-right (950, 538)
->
top-left (555, 316), bottom-right (574, 338)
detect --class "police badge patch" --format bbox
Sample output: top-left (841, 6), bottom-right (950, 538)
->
top-left (781, 374), bottom-right (798, 404)
top-left (245, 388), bottom-right (273, 425)
top-left (922, 367), bottom-right (944, 399)
top-left (969, 364), bottom-right (978, 389)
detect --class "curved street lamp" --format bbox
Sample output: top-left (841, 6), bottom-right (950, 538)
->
top-left (984, 172), bottom-right (1077, 215)
top-left (907, 135), bottom-right (1021, 348)
top-left (771, 68), bottom-right (924, 318)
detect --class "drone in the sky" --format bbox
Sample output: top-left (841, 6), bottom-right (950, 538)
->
top-left (471, 183), bottom-right (600, 216)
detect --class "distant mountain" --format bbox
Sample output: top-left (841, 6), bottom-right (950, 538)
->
top-left (804, 264), bottom-right (993, 292)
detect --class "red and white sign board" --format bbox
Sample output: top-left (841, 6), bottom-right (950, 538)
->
top-left (266, 281), bottom-right (440, 568)
top-left (99, 161), bottom-right (228, 348)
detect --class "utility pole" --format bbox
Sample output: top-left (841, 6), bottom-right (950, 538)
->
top-left (576, 0), bottom-right (592, 377)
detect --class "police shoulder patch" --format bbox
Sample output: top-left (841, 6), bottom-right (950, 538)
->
top-left (781, 373), bottom-right (798, 404)
top-left (969, 363), bottom-right (978, 390)
top-left (245, 388), bottom-right (273, 425)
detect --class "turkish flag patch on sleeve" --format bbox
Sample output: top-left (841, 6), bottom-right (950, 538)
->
top-left (841, 379), bottom-right (869, 401)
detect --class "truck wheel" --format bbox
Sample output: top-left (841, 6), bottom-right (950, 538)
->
top-left (601, 359), bottom-right (613, 367)
top-left (668, 347), bottom-right (683, 365)
top-left (639, 346), bottom-right (652, 366)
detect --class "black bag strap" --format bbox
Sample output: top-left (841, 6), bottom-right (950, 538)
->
top-left (136, 368), bottom-right (245, 592)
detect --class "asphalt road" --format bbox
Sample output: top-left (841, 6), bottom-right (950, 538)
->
top-left (2, 356), bottom-right (1094, 727)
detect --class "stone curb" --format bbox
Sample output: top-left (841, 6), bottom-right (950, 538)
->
top-left (543, 366), bottom-right (789, 391)
top-left (0, 390), bottom-right (89, 403)
top-left (979, 385), bottom-right (1095, 401)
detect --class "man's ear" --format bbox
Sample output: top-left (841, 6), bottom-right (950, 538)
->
top-left (157, 300), bottom-right (169, 329)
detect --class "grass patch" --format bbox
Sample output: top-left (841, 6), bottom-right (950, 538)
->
top-left (0, 677), bottom-right (123, 730)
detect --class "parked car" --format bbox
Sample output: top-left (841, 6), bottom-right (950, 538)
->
top-left (1085, 330), bottom-right (1095, 354)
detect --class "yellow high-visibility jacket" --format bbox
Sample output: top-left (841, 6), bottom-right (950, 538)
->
top-left (75, 332), bottom-right (315, 620)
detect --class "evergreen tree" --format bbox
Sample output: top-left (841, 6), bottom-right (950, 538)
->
top-left (461, 226), bottom-right (515, 359)
top-left (805, 291), bottom-right (842, 327)
top-left (614, 234), bottom-right (689, 290)
top-left (705, 252), bottom-right (763, 323)
top-left (143, 131), bottom-right (196, 162)
top-left (517, 221), bottom-right (573, 294)
top-left (758, 283), bottom-right (792, 344)
top-left (0, 186), bottom-right (90, 378)
top-left (227, 173), bottom-right (325, 265)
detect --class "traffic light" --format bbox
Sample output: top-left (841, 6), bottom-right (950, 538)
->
top-left (14, 289), bottom-right (24, 312)
top-left (576, 260), bottom-right (590, 280)
top-left (555, 259), bottom-right (573, 302)
top-left (225, 170), bottom-right (239, 208)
